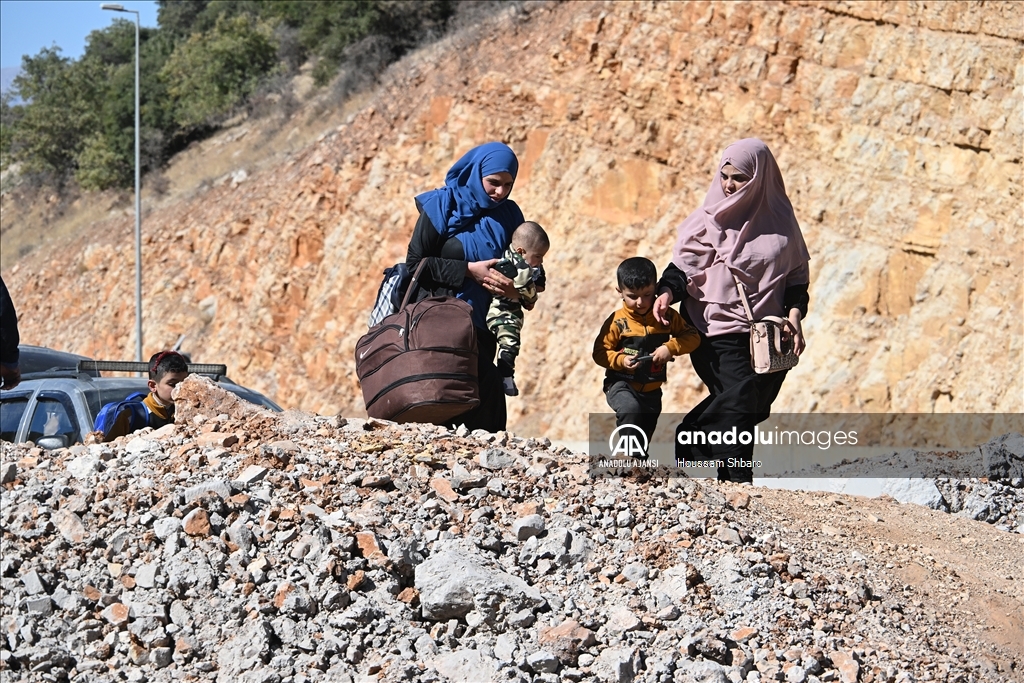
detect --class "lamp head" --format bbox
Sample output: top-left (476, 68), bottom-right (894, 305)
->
top-left (100, 4), bottom-right (126, 10)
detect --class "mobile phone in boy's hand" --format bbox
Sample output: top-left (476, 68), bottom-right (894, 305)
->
top-left (493, 259), bottom-right (518, 280)
top-left (633, 354), bottom-right (674, 365)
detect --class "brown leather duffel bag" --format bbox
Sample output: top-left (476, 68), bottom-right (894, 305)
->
top-left (356, 261), bottom-right (479, 424)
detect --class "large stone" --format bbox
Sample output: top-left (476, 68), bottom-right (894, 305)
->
top-left (414, 541), bottom-right (546, 622)
top-left (53, 510), bottom-right (86, 544)
top-left (216, 617), bottom-right (275, 682)
top-left (135, 563), bottom-right (158, 589)
top-left (605, 606), bottom-right (642, 634)
top-left (183, 480), bottom-right (232, 504)
top-left (512, 514), bottom-right (545, 540)
top-left (829, 650), bottom-right (860, 683)
top-left (538, 619), bottom-right (597, 664)
top-left (182, 509), bottom-right (211, 537)
top-left (715, 526), bottom-right (743, 545)
top-left (197, 432), bottom-right (239, 448)
top-left (235, 465), bottom-right (268, 485)
top-left (25, 597), bottom-right (52, 615)
top-left (651, 561), bottom-right (700, 602)
top-left (66, 454), bottom-right (102, 479)
top-left (527, 650), bottom-right (560, 673)
top-left (478, 448), bottom-right (517, 470)
top-left (431, 648), bottom-right (500, 682)
top-left (882, 479), bottom-right (946, 509)
top-left (173, 375), bottom-right (271, 425)
top-left (101, 603), bottom-right (130, 626)
top-left (355, 531), bottom-right (387, 565)
top-left (20, 569), bottom-right (46, 595)
top-left (429, 477), bottom-right (459, 503)
top-left (594, 647), bottom-right (638, 683)
top-left (151, 647), bottom-right (173, 668)
top-left (125, 437), bottom-right (157, 455)
top-left (227, 523), bottom-right (255, 556)
top-left (675, 660), bottom-right (729, 683)
top-left (153, 517), bottom-right (181, 540)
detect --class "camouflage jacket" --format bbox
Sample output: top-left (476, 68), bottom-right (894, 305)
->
top-left (488, 248), bottom-right (538, 318)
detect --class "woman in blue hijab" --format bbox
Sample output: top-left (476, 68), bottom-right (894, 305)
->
top-left (406, 141), bottom-right (525, 431)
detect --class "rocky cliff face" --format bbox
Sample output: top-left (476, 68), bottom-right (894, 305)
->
top-left (4, 1), bottom-right (1022, 439)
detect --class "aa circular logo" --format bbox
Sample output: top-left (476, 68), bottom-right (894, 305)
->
top-left (608, 425), bottom-right (649, 459)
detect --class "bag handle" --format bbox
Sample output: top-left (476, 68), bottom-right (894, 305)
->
top-left (732, 273), bottom-right (756, 325)
top-left (400, 259), bottom-right (429, 310)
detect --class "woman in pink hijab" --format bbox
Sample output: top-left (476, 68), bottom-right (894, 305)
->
top-left (652, 138), bottom-right (810, 482)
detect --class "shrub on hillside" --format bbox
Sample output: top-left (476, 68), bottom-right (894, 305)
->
top-left (161, 14), bottom-right (280, 129)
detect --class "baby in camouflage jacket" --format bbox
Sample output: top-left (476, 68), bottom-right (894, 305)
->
top-left (485, 221), bottom-right (550, 397)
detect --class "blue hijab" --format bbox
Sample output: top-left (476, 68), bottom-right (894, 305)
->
top-left (415, 142), bottom-right (525, 328)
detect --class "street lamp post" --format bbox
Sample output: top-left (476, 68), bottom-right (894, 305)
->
top-left (100, 3), bottom-right (143, 363)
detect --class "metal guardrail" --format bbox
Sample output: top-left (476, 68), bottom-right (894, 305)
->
top-left (77, 361), bottom-right (228, 378)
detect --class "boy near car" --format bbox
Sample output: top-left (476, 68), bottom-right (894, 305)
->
top-left (593, 257), bottom-right (700, 451)
top-left (485, 221), bottom-right (550, 397)
top-left (100, 351), bottom-right (189, 441)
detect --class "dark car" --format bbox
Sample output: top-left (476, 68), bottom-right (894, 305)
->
top-left (1, 345), bottom-right (282, 449)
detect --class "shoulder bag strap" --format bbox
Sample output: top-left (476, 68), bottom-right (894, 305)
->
top-left (732, 273), bottom-right (756, 325)
top-left (734, 273), bottom-right (795, 344)
top-left (400, 259), bottom-right (429, 310)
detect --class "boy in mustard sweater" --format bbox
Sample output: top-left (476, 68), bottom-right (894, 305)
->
top-left (101, 351), bottom-right (189, 441)
top-left (593, 257), bottom-right (700, 450)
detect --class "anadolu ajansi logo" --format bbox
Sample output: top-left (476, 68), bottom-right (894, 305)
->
top-left (608, 425), bottom-right (649, 459)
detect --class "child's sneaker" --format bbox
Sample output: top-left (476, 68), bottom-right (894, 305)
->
top-left (502, 376), bottom-right (519, 397)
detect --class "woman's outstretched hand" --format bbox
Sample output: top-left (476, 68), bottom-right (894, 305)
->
top-left (652, 289), bottom-right (673, 326)
top-left (468, 260), bottom-right (518, 299)
top-left (786, 309), bottom-right (806, 356)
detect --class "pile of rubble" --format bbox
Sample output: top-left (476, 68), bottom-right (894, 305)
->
top-left (1, 377), bottom-right (1021, 683)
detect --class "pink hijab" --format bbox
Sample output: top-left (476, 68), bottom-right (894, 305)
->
top-left (671, 138), bottom-right (810, 335)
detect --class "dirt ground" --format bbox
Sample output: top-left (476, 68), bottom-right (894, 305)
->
top-left (750, 485), bottom-right (1024, 677)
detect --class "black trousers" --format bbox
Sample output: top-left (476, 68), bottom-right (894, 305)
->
top-left (451, 327), bottom-right (506, 433)
top-left (675, 333), bottom-right (788, 483)
top-left (604, 381), bottom-right (662, 455)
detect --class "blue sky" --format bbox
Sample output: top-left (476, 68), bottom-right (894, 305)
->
top-left (1, 0), bottom-right (159, 69)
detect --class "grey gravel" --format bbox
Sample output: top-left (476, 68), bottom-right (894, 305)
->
top-left (0, 377), bottom-right (1020, 683)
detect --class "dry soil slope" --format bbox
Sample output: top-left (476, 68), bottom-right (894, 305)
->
top-left (4, 0), bottom-right (1022, 439)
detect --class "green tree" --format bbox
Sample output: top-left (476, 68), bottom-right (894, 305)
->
top-left (74, 20), bottom-right (175, 189)
top-left (161, 13), bottom-right (279, 128)
top-left (5, 48), bottom-right (99, 184)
